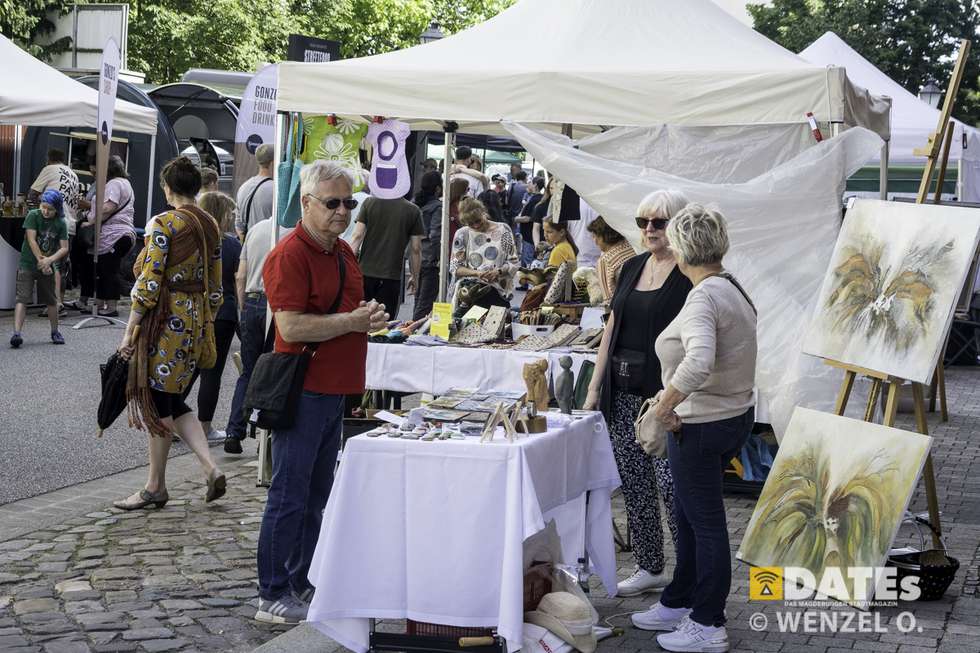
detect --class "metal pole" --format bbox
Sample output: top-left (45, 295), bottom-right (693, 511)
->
top-left (437, 128), bottom-right (456, 302)
top-left (879, 139), bottom-right (889, 200)
top-left (145, 133), bottom-right (157, 225)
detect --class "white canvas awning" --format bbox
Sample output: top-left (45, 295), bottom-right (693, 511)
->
top-left (801, 32), bottom-right (978, 165)
top-left (276, 0), bottom-right (889, 137)
top-left (0, 34), bottom-right (157, 134)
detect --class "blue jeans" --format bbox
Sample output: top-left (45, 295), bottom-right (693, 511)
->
top-left (257, 391), bottom-right (344, 601)
top-left (659, 408), bottom-right (754, 627)
top-left (521, 240), bottom-right (536, 268)
top-left (226, 295), bottom-right (267, 439)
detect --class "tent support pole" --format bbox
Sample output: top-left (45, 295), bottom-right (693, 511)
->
top-left (146, 133), bottom-right (156, 225)
top-left (272, 112), bottom-right (286, 248)
top-left (438, 125), bottom-right (457, 303)
top-left (879, 140), bottom-right (889, 200)
top-left (12, 124), bottom-right (21, 195)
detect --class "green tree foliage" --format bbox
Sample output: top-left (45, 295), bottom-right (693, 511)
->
top-left (122, 0), bottom-right (516, 83)
top-left (0, 0), bottom-right (73, 60)
top-left (748, 0), bottom-right (980, 126)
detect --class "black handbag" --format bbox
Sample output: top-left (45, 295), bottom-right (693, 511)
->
top-left (243, 250), bottom-right (346, 430)
top-left (611, 348), bottom-right (646, 393)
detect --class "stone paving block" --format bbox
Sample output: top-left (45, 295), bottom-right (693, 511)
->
top-left (120, 628), bottom-right (174, 641)
top-left (42, 640), bottom-right (92, 653)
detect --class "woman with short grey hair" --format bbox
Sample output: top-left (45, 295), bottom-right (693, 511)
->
top-left (631, 203), bottom-right (757, 653)
top-left (584, 189), bottom-right (693, 598)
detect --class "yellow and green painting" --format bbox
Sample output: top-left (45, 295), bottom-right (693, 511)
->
top-left (803, 199), bottom-right (980, 384)
top-left (737, 408), bottom-right (931, 604)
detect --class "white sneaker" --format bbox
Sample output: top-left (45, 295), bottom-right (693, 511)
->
top-left (656, 616), bottom-right (729, 652)
top-left (617, 567), bottom-right (668, 596)
top-left (206, 428), bottom-right (226, 443)
top-left (631, 601), bottom-right (692, 631)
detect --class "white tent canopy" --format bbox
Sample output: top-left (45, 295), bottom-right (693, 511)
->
top-left (0, 34), bottom-right (157, 134)
top-left (277, 0), bottom-right (888, 137)
top-left (800, 32), bottom-right (980, 202)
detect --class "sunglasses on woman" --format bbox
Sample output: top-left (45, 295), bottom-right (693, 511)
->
top-left (635, 216), bottom-right (669, 230)
top-left (306, 194), bottom-right (359, 210)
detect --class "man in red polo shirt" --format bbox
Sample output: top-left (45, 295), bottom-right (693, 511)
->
top-left (255, 160), bottom-right (388, 625)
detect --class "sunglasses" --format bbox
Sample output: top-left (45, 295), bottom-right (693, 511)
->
top-left (635, 216), bottom-right (669, 230)
top-left (306, 194), bottom-right (359, 210)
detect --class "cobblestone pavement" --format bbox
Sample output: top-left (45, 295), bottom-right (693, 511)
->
top-left (1, 368), bottom-right (979, 652)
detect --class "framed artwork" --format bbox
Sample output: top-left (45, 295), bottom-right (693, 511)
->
top-left (803, 199), bottom-right (980, 383)
top-left (737, 407), bottom-right (931, 605)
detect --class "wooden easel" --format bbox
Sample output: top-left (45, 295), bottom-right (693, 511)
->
top-left (913, 39), bottom-right (972, 423)
top-left (828, 360), bottom-right (943, 550)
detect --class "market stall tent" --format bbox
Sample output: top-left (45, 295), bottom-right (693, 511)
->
top-left (0, 34), bottom-right (157, 133)
top-left (800, 31), bottom-right (980, 201)
top-left (276, 0), bottom-right (889, 137)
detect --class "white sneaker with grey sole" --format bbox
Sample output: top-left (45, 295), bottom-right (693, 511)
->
top-left (631, 601), bottom-right (692, 631)
top-left (254, 595), bottom-right (308, 625)
top-left (617, 567), bottom-right (668, 596)
top-left (656, 616), bottom-right (728, 652)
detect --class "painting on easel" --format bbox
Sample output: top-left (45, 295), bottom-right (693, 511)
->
top-left (738, 408), bottom-right (931, 605)
top-left (803, 199), bottom-right (980, 384)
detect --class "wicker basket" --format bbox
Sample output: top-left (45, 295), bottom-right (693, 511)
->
top-left (405, 620), bottom-right (494, 638)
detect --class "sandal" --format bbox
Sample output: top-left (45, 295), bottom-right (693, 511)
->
top-left (206, 469), bottom-right (226, 503)
top-left (113, 489), bottom-right (169, 511)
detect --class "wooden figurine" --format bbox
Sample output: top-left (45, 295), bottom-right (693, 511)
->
top-left (522, 359), bottom-right (550, 414)
top-left (555, 355), bottom-right (574, 414)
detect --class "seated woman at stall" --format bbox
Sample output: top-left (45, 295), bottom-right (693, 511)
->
top-left (583, 190), bottom-right (693, 598)
top-left (449, 196), bottom-right (519, 310)
top-left (542, 220), bottom-right (578, 271)
top-left (587, 216), bottom-right (635, 304)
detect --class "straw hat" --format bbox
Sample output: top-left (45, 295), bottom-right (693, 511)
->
top-left (525, 592), bottom-right (596, 653)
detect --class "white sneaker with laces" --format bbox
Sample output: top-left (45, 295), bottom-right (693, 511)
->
top-left (656, 616), bottom-right (729, 652)
top-left (617, 567), bottom-right (668, 596)
top-left (631, 601), bottom-right (692, 631)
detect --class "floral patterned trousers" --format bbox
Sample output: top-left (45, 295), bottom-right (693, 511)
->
top-left (609, 389), bottom-right (679, 574)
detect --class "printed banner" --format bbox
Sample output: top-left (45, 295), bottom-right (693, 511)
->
top-left (233, 64), bottom-right (279, 195)
top-left (94, 37), bottom-right (120, 255)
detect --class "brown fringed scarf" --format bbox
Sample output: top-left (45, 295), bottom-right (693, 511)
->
top-left (127, 206), bottom-right (221, 437)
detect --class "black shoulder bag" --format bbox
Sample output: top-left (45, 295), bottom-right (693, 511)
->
top-left (243, 249), bottom-right (346, 430)
top-left (241, 177), bottom-right (272, 238)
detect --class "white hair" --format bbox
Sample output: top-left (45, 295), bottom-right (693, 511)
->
top-left (636, 189), bottom-right (689, 219)
top-left (299, 160), bottom-right (353, 197)
top-left (666, 203), bottom-right (730, 267)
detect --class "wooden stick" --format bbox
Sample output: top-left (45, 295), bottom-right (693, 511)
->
top-left (863, 379), bottom-right (882, 423)
top-left (933, 121), bottom-right (956, 202)
top-left (834, 370), bottom-right (856, 416)
top-left (882, 381), bottom-right (900, 427)
top-left (911, 383), bottom-right (943, 549)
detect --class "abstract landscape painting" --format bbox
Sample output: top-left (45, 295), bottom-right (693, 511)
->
top-left (803, 199), bottom-right (980, 383)
top-left (737, 408), bottom-right (931, 605)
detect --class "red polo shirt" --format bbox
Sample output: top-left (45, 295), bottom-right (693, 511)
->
top-left (263, 222), bottom-right (367, 394)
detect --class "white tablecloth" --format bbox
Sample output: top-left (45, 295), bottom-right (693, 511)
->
top-left (306, 412), bottom-right (621, 653)
top-left (366, 342), bottom-right (597, 395)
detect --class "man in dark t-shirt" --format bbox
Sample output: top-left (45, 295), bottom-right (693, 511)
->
top-left (349, 196), bottom-right (424, 316)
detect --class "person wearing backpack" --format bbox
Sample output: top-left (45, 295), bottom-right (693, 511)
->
top-left (235, 144), bottom-right (275, 239)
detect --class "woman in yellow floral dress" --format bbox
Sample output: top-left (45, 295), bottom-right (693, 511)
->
top-left (114, 157), bottom-right (227, 510)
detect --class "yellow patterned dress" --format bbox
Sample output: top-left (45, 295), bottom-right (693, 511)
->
top-left (131, 210), bottom-right (222, 394)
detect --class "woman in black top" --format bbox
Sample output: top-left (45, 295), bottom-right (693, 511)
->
top-left (583, 189), bottom-right (693, 598)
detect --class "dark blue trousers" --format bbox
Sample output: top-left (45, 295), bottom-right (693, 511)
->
top-left (257, 392), bottom-right (344, 600)
top-left (659, 408), bottom-right (754, 627)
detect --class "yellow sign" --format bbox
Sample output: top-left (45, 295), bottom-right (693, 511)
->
top-left (749, 567), bottom-right (783, 601)
top-left (430, 302), bottom-right (453, 340)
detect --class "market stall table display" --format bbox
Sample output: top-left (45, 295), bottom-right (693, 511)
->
top-left (306, 411), bottom-right (620, 653)
top-left (365, 342), bottom-right (596, 396)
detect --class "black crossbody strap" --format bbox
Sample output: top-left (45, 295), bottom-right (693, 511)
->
top-left (719, 272), bottom-right (757, 315)
top-left (263, 247), bottom-right (347, 353)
